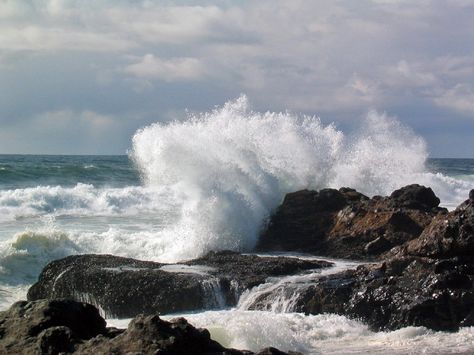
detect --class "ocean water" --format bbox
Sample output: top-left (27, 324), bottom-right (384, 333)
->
top-left (0, 96), bottom-right (473, 353)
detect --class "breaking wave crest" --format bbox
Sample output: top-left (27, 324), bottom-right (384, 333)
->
top-left (0, 95), bottom-right (472, 308)
top-left (129, 95), bottom-right (471, 261)
top-left (0, 227), bottom-right (79, 285)
top-left (0, 184), bottom-right (177, 222)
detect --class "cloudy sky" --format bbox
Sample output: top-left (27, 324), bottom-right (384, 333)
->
top-left (1, 0), bottom-right (473, 156)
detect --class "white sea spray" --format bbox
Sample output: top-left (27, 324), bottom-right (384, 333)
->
top-left (0, 96), bottom-right (471, 305)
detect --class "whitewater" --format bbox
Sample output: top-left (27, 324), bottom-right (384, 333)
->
top-left (0, 96), bottom-right (473, 353)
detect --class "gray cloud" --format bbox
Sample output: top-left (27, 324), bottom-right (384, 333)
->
top-left (0, 0), bottom-right (473, 156)
top-left (124, 54), bottom-right (207, 82)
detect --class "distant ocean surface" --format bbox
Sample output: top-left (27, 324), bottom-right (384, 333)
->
top-left (0, 98), bottom-right (473, 353)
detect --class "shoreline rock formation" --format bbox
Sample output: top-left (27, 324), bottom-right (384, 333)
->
top-left (0, 299), bottom-right (297, 354)
top-left (250, 187), bottom-right (474, 331)
top-left (7, 184), bottom-right (473, 354)
top-left (27, 251), bottom-right (331, 318)
top-left (257, 184), bottom-right (446, 259)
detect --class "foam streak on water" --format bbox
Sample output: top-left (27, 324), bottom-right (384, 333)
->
top-left (0, 184), bottom-right (177, 223)
top-left (108, 311), bottom-right (474, 354)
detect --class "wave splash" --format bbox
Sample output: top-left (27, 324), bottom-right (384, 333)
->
top-left (0, 223), bottom-right (79, 285)
top-left (0, 96), bottom-right (470, 269)
top-left (132, 95), bottom-right (343, 260)
top-left (0, 184), bottom-right (177, 223)
top-left (130, 95), bottom-right (471, 262)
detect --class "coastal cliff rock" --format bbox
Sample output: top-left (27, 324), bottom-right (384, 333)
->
top-left (0, 299), bottom-right (297, 354)
top-left (251, 190), bottom-right (474, 331)
top-left (27, 251), bottom-right (331, 318)
top-left (257, 184), bottom-right (446, 259)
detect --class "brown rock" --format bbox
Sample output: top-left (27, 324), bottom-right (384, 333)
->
top-left (257, 185), bottom-right (446, 260)
top-left (250, 190), bottom-right (474, 332)
top-left (406, 194), bottom-right (474, 258)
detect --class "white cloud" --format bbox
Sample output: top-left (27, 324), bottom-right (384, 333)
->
top-left (33, 109), bottom-right (115, 132)
top-left (0, 0), bottom-right (34, 19)
top-left (105, 5), bottom-right (223, 44)
top-left (432, 56), bottom-right (474, 80)
top-left (433, 84), bottom-right (474, 116)
top-left (0, 25), bottom-right (134, 52)
top-left (1, 0), bottom-right (474, 154)
top-left (124, 54), bottom-right (206, 82)
top-left (384, 60), bottom-right (437, 88)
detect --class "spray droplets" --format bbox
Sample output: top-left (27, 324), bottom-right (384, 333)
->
top-left (130, 95), bottom-right (469, 261)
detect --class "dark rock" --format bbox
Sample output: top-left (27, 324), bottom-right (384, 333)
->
top-left (187, 250), bottom-right (331, 291)
top-left (0, 299), bottom-right (106, 354)
top-left (28, 251), bottom-right (331, 318)
top-left (406, 193), bottom-right (474, 258)
top-left (0, 299), bottom-right (298, 354)
top-left (292, 271), bottom-right (357, 315)
top-left (77, 315), bottom-right (232, 354)
top-left (250, 190), bottom-right (474, 331)
top-left (258, 185), bottom-right (445, 259)
top-left (256, 188), bottom-right (367, 254)
top-left (389, 184), bottom-right (440, 211)
top-left (38, 326), bottom-right (74, 355)
top-left (247, 255), bottom-right (474, 331)
top-left (24, 186), bottom-right (474, 334)
top-left (27, 254), bottom-right (208, 318)
top-left (364, 236), bottom-right (391, 255)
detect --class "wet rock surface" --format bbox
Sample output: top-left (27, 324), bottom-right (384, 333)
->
top-left (24, 186), bottom-right (474, 334)
top-left (257, 184), bottom-right (446, 259)
top-left (404, 190), bottom-right (474, 258)
top-left (289, 256), bottom-right (474, 331)
top-left (0, 299), bottom-right (106, 354)
top-left (0, 299), bottom-right (298, 354)
top-left (187, 250), bottom-right (331, 291)
top-left (250, 189), bottom-right (474, 331)
top-left (27, 251), bottom-right (331, 318)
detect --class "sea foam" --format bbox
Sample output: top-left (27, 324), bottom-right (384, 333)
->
top-left (130, 95), bottom-right (471, 262)
top-left (0, 96), bottom-right (471, 272)
top-left (108, 310), bottom-right (474, 354)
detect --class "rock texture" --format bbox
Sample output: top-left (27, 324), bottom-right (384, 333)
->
top-left (27, 251), bottom-right (331, 318)
top-left (290, 256), bottom-right (474, 331)
top-left (250, 190), bottom-right (474, 331)
top-left (0, 299), bottom-right (297, 354)
top-left (24, 186), bottom-right (474, 333)
top-left (0, 299), bottom-right (106, 354)
top-left (404, 191), bottom-right (474, 258)
top-left (257, 184), bottom-right (446, 259)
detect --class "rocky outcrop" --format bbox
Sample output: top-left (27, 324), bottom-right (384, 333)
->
top-left (187, 250), bottom-right (331, 291)
top-left (0, 299), bottom-right (297, 354)
top-left (290, 255), bottom-right (474, 331)
top-left (250, 190), bottom-right (474, 331)
top-left (27, 251), bottom-right (331, 318)
top-left (0, 299), bottom-right (106, 354)
top-left (257, 184), bottom-right (446, 259)
top-left (24, 186), bottom-right (474, 333)
top-left (404, 190), bottom-right (474, 258)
